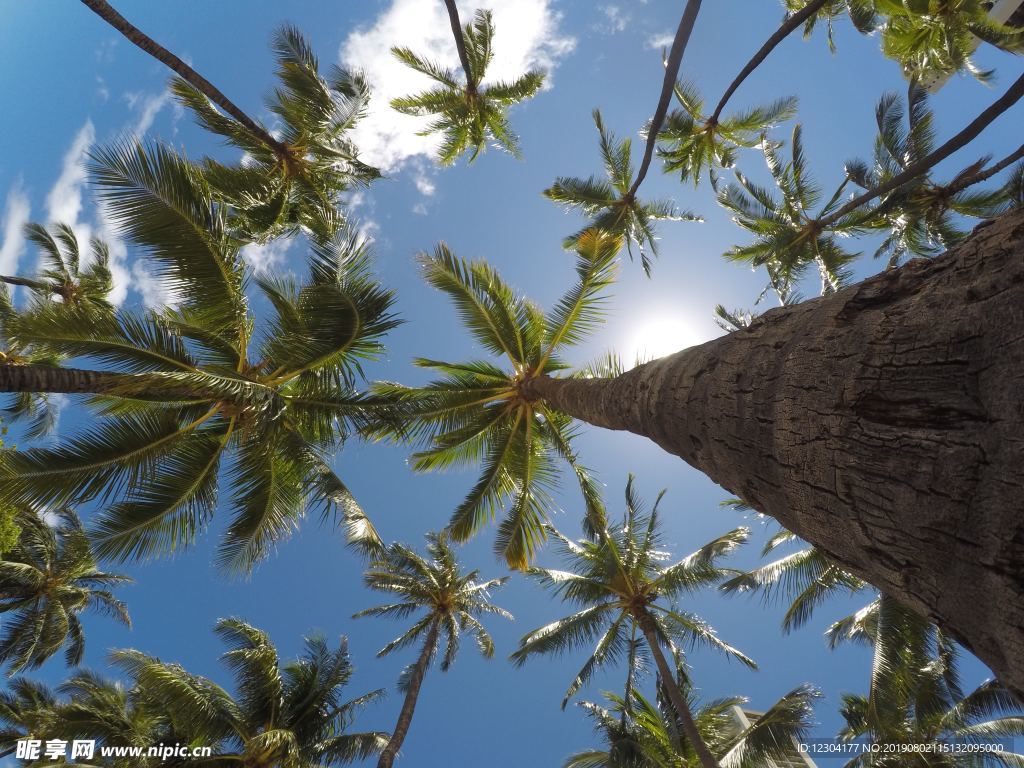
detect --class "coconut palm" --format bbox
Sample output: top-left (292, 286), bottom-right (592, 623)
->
top-left (354, 532), bottom-right (512, 768)
top-left (785, 0), bottom-right (880, 52)
top-left (110, 618), bottom-right (388, 767)
top-left (173, 25), bottom-right (379, 243)
top-left (845, 85), bottom-right (1007, 266)
top-left (878, 0), bottom-right (1024, 85)
top-left (511, 477), bottom-right (754, 768)
top-left (568, 680), bottom-right (820, 768)
top-left (368, 230), bottom-right (618, 568)
top-left (0, 678), bottom-right (59, 758)
top-left (0, 142), bottom-right (398, 572)
top-left (545, 110), bottom-right (701, 275)
top-left (657, 80), bottom-right (797, 188)
top-left (390, 8), bottom-right (544, 165)
top-left (0, 508), bottom-right (131, 675)
top-left (833, 596), bottom-right (1024, 766)
top-left (717, 125), bottom-right (863, 300)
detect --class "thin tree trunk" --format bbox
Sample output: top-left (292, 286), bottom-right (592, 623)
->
top-left (638, 614), bottom-right (719, 768)
top-left (377, 621), bottom-right (440, 768)
top-left (526, 208), bottom-right (1024, 697)
top-left (0, 365), bottom-right (116, 394)
top-left (78, 0), bottom-right (286, 155)
top-left (442, 0), bottom-right (476, 92)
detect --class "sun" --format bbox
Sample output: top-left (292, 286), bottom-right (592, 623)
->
top-left (623, 315), bottom-right (704, 365)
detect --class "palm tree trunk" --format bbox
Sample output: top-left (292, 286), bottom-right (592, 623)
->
top-left (78, 0), bottom-right (286, 155)
top-left (637, 614), bottom-right (719, 768)
top-left (377, 620), bottom-right (440, 768)
top-left (442, 0), bottom-right (476, 93)
top-left (525, 208), bottom-right (1024, 699)
top-left (0, 364), bottom-right (115, 394)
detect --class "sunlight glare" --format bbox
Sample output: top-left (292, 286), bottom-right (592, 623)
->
top-left (625, 316), bottom-right (703, 365)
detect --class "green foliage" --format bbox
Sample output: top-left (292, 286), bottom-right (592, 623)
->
top-left (173, 25), bottom-right (378, 243)
top-left (545, 110), bottom-right (701, 275)
top-left (658, 80), bottom-right (797, 188)
top-left (568, 682), bottom-right (820, 768)
top-left (0, 508), bottom-right (131, 675)
top-left (718, 125), bottom-right (863, 301)
top-left (0, 143), bottom-right (399, 573)
top-left (511, 477), bottom-right (754, 708)
top-left (845, 85), bottom-right (1007, 266)
top-left (0, 620), bottom-right (388, 767)
top-left (367, 230), bottom-right (619, 568)
top-left (355, 533), bottom-right (512, 671)
top-left (391, 10), bottom-right (544, 164)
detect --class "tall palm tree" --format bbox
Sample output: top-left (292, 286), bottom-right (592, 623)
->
top-left (545, 110), bottom-right (700, 275)
top-left (833, 596), bottom-right (1024, 766)
top-left (173, 26), bottom-right (379, 242)
top-left (0, 142), bottom-right (398, 572)
top-left (390, 9), bottom-right (544, 165)
top-left (657, 80), bottom-right (797, 188)
top-left (354, 532), bottom-right (512, 768)
top-left (111, 618), bottom-right (388, 767)
top-left (567, 681), bottom-right (819, 768)
top-left (717, 125), bottom-right (863, 299)
top-left (0, 508), bottom-right (131, 675)
top-left (845, 85), bottom-right (1007, 266)
top-left (510, 477), bottom-right (754, 768)
top-left (0, 678), bottom-right (59, 760)
top-left (368, 230), bottom-right (618, 568)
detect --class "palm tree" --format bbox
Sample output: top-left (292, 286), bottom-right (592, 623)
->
top-left (173, 26), bottom-right (379, 243)
top-left (833, 596), bottom-right (1024, 766)
top-left (0, 508), bottom-right (131, 675)
top-left (567, 681), bottom-right (819, 768)
top-left (657, 81), bottom-right (797, 188)
top-left (845, 85), bottom-right (1007, 266)
top-left (717, 125), bottom-right (862, 299)
top-left (545, 110), bottom-right (701, 275)
top-left (354, 532), bottom-right (512, 768)
top-left (510, 477), bottom-right (754, 768)
top-left (0, 142), bottom-right (398, 572)
top-left (368, 230), bottom-right (618, 568)
top-left (390, 9), bottom-right (544, 165)
top-left (111, 618), bottom-right (388, 767)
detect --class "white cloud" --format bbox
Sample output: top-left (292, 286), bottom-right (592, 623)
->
top-left (600, 5), bottom-right (630, 33)
top-left (339, 0), bottom-right (575, 172)
top-left (96, 76), bottom-right (110, 103)
top-left (241, 239), bottom-right (292, 274)
top-left (0, 181), bottom-right (30, 276)
top-left (646, 32), bottom-right (675, 50)
top-left (46, 121), bottom-right (95, 230)
top-left (130, 257), bottom-right (173, 307)
top-left (412, 202), bottom-right (428, 215)
top-left (124, 90), bottom-right (172, 139)
top-left (413, 170), bottom-right (436, 197)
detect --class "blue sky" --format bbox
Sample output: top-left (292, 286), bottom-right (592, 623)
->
top-left (1, 1), bottom-right (1021, 766)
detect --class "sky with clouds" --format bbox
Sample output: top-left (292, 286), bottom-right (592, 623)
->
top-left (1, 1), bottom-right (1022, 766)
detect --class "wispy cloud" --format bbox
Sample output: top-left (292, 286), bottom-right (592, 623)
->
top-left (0, 181), bottom-right (31, 276)
top-left (124, 90), bottom-right (172, 139)
top-left (646, 32), bottom-right (675, 50)
top-left (240, 239), bottom-right (292, 274)
top-left (599, 5), bottom-right (630, 34)
top-left (339, 0), bottom-right (574, 173)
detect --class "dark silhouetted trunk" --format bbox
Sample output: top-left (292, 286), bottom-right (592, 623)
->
top-left (527, 209), bottom-right (1024, 697)
top-left (0, 365), bottom-right (117, 394)
top-left (639, 614), bottom-right (719, 768)
top-left (377, 620), bottom-right (440, 768)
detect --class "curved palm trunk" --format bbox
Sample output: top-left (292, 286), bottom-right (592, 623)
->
top-left (637, 615), bottom-right (719, 768)
top-left (442, 0), bottom-right (475, 92)
top-left (526, 209), bottom-right (1024, 698)
top-left (78, 0), bottom-right (285, 154)
top-left (377, 620), bottom-right (440, 768)
top-left (0, 364), bottom-right (115, 394)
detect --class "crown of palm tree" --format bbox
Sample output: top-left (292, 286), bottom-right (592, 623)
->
top-left (0, 678), bottom-right (59, 758)
top-left (390, 9), bottom-right (545, 165)
top-left (0, 508), bottom-right (131, 675)
top-left (173, 25), bottom-right (379, 243)
top-left (833, 596), bottom-right (1024, 765)
top-left (1, 287), bottom-right (64, 440)
top-left (545, 110), bottom-right (701, 276)
top-left (355, 532), bottom-right (512, 670)
top-left (568, 681), bottom-right (820, 768)
top-left (785, 0), bottom-right (879, 52)
top-left (718, 125), bottom-right (863, 301)
top-left (657, 80), bottom-right (797, 189)
top-left (878, 0), bottom-right (1024, 85)
top-left (109, 619), bottom-right (388, 767)
top-left (368, 231), bottom-right (619, 569)
top-left (845, 85), bottom-right (1007, 266)
top-left (510, 477), bottom-right (754, 709)
top-left (0, 142), bottom-right (399, 573)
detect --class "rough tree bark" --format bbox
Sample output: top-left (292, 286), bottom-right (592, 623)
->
top-left (377, 620), bottom-right (440, 768)
top-left (527, 209), bottom-right (1024, 697)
